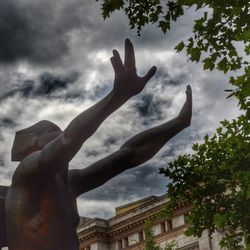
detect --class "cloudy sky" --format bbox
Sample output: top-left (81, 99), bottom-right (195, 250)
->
top-left (0, 0), bottom-right (242, 219)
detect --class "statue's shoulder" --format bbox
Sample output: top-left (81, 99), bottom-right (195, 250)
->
top-left (0, 185), bottom-right (8, 197)
top-left (12, 150), bottom-right (41, 186)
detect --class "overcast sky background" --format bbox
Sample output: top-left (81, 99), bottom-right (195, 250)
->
top-left (0, 0), bottom-right (242, 219)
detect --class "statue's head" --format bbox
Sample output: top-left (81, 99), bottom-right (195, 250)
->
top-left (11, 120), bottom-right (62, 161)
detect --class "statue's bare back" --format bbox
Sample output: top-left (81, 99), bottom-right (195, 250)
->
top-left (6, 160), bottom-right (80, 250)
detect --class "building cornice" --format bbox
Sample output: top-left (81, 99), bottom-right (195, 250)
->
top-left (78, 197), bottom-right (191, 246)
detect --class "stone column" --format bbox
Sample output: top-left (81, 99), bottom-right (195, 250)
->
top-left (198, 230), bottom-right (211, 250)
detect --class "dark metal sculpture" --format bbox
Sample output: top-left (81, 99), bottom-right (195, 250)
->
top-left (0, 186), bottom-right (7, 248)
top-left (0, 39), bottom-right (192, 250)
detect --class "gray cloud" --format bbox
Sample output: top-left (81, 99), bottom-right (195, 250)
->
top-left (134, 93), bottom-right (164, 119)
top-left (0, 71), bottom-right (80, 101)
top-left (81, 164), bottom-right (166, 202)
top-left (131, 66), bottom-right (188, 124)
top-left (0, 118), bottom-right (16, 129)
top-left (88, 84), bottom-right (111, 100)
top-left (0, 0), bottom-right (209, 68)
top-left (0, 0), bottom-right (93, 64)
top-left (37, 72), bottom-right (80, 96)
top-left (155, 67), bottom-right (188, 86)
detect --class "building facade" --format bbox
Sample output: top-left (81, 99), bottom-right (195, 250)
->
top-left (77, 195), bottom-right (224, 250)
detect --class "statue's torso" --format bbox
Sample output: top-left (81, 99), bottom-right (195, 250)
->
top-left (6, 175), bottom-right (80, 250)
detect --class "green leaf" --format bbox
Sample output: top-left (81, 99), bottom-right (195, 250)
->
top-left (247, 186), bottom-right (250, 199)
top-left (158, 21), bottom-right (170, 33)
top-left (203, 11), bottom-right (207, 20)
top-left (213, 213), bottom-right (226, 228)
top-left (245, 44), bottom-right (250, 55)
top-left (190, 48), bottom-right (201, 62)
top-left (242, 29), bottom-right (250, 41)
top-left (242, 83), bottom-right (250, 97)
top-left (203, 57), bottom-right (215, 71)
top-left (217, 57), bottom-right (229, 74)
top-left (175, 41), bottom-right (185, 52)
top-left (231, 7), bottom-right (241, 16)
top-left (185, 227), bottom-right (194, 236)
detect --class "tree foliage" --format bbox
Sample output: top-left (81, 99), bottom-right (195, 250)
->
top-left (144, 218), bottom-right (161, 250)
top-left (160, 114), bottom-right (250, 248)
top-left (143, 218), bottom-right (177, 250)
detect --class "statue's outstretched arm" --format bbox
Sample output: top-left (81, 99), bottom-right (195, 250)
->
top-left (12, 39), bottom-right (156, 183)
top-left (21, 39), bottom-right (156, 179)
top-left (40, 39), bottom-right (156, 166)
top-left (69, 86), bottom-right (192, 197)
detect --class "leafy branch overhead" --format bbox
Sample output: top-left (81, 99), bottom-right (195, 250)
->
top-left (97, 0), bottom-right (250, 110)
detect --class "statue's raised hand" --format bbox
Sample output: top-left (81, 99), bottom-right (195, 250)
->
top-left (110, 39), bottom-right (157, 100)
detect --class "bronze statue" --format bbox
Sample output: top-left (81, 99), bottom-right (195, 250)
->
top-left (0, 39), bottom-right (192, 250)
top-left (0, 185), bottom-right (7, 248)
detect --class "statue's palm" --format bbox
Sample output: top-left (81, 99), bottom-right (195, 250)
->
top-left (111, 39), bottom-right (156, 99)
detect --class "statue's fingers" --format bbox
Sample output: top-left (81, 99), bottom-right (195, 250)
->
top-left (186, 85), bottom-right (192, 105)
top-left (186, 85), bottom-right (192, 94)
top-left (110, 49), bottom-right (124, 74)
top-left (142, 66), bottom-right (157, 84)
top-left (124, 38), bottom-right (135, 70)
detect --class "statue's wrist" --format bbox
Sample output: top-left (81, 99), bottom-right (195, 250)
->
top-left (110, 89), bottom-right (130, 103)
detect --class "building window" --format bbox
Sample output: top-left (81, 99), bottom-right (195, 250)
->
top-left (161, 222), bottom-right (166, 233)
top-left (118, 239), bottom-right (123, 249)
top-left (172, 215), bottom-right (185, 228)
top-left (139, 231), bottom-right (144, 241)
top-left (167, 220), bottom-right (173, 230)
top-left (124, 237), bottom-right (129, 247)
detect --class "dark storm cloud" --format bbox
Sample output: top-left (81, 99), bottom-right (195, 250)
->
top-left (82, 164), bottom-right (166, 201)
top-left (103, 137), bottom-right (118, 148)
top-left (85, 149), bottom-right (100, 158)
top-left (0, 118), bottom-right (17, 129)
top-left (132, 68), bottom-right (188, 124)
top-left (0, 80), bottom-right (34, 100)
top-left (0, 159), bottom-right (4, 168)
top-left (0, 0), bottom-right (202, 67)
top-left (37, 72), bottom-right (79, 96)
top-left (134, 93), bottom-right (169, 123)
top-left (0, 71), bottom-right (79, 100)
top-left (0, 0), bottom-right (90, 64)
